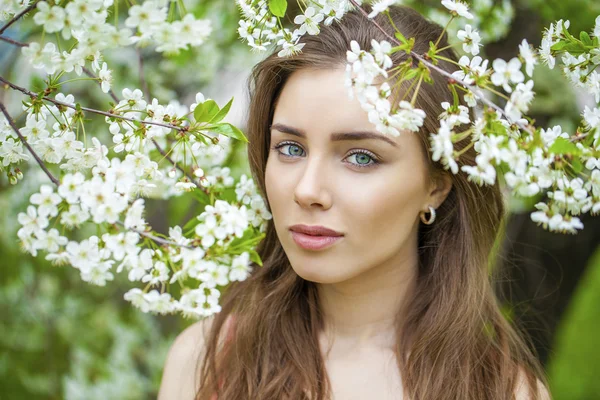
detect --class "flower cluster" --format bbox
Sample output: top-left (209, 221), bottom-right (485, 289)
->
top-left (15, 144), bottom-right (271, 316)
top-left (236, 0), bottom-right (357, 57)
top-left (237, 0), bottom-right (600, 234)
top-left (344, 39), bottom-right (426, 136)
top-left (21, 0), bottom-right (211, 86)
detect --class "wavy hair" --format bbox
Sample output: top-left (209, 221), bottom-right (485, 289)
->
top-left (194, 5), bottom-right (549, 399)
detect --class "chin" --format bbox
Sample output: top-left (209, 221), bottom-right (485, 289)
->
top-left (289, 262), bottom-right (353, 284)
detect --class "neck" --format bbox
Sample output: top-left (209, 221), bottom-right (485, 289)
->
top-left (316, 246), bottom-right (418, 352)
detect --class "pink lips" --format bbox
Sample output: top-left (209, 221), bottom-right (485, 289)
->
top-left (289, 224), bottom-right (344, 251)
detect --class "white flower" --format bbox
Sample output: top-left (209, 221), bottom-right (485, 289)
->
top-left (452, 55), bottom-right (488, 85)
top-left (583, 106), bottom-right (600, 130)
top-left (174, 178), bottom-right (197, 192)
top-left (389, 101), bottom-right (426, 133)
top-left (461, 156), bottom-right (496, 186)
top-left (58, 172), bottom-right (85, 204)
top-left (457, 24), bottom-right (481, 56)
top-left (0, 138), bottom-right (29, 166)
top-left (594, 15), bottom-right (600, 38)
top-left (144, 290), bottom-right (176, 315)
top-left (229, 252), bottom-right (252, 281)
top-left (505, 80), bottom-right (535, 121)
top-left (34, 228), bottom-right (68, 253)
top-left (278, 39), bottom-right (306, 57)
top-left (102, 232), bottom-right (139, 261)
top-left (439, 102), bottom-right (470, 128)
top-left (124, 288), bottom-right (150, 312)
top-left (585, 71), bottom-right (600, 103)
top-left (33, 1), bottom-right (66, 33)
top-left (293, 7), bottom-right (324, 35)
top-left (98, 62), bottom-right (112, 93)
top-left (18, 206), bottom-right (49, 236)
top-left (368, 0), bottom-right (400, 18)
top-left (142, 261), bottom-right (170, 285)
top-left (370, 39), bottom-right (393, 69)
top-left (441, 0), bottom-right (473, 19)
top-left (491, 57), bottom-right (524, 93)
top-left (122, 88), bottom-right (147, 110)
top-left (125, 199), bottom-right (146, 230)
top-left (430, 120), bottom-right (458, 174)
top-left (30, 184), bottom-right (62, 218)
top-left (518, 39), bottom-right (537, 77)
top-left (60, 204), bottom-right (90, 227)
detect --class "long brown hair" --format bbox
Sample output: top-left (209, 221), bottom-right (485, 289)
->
top-left (195, 5), bottom-right (548, 399)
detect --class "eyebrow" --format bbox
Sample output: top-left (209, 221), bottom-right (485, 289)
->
top-left (269, 123), bottom-right (398, 147)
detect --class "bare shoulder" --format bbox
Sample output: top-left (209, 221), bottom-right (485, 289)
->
top-left (514, 366), bottom-right (552, 400)
top-left (157, 315), bottom-right (216, 400)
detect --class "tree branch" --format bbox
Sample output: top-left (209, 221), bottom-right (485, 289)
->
top-left (82, 67), bottom-right (120, 104)
top-left (0, 1), bottom-right (40, 35)
top-left (0, 34), bottom-right (27, 47)
top-left (0, 101), bottom-right (194, 249)
top-left (347, 0), bottom-right (535, 135)
top-left (0, 75), bottom-right (186, 131)
top-left (0, 101), bottom-right (60, 185)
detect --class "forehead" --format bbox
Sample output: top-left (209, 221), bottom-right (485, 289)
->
top-left (273, 68), bottom-right (374, 133)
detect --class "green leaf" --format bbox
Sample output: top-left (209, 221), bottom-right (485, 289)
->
top-left (268, 0), bottom-right (287, 17)
top-left (205, 123), bottom-right (248, 142)
top-left (193, 100), bottom-right (220, 123)
top-left (548, 137), bottom-right (580, 155)
top-left (580, 31), bottom-right (593, 46)
top-left (562, 42), bottom-right (587, 54)
top-left (404, 68), bottom-right (418, 80)
top-left (208, 97), bottom-right (233, 124)
top-left (249, 250), bottom-right (263, 267)
top-left (395, 31), bottom-right (407, 44)
top-left (191, 187), bottom-right (210, 206)
top-left (570, 158), bottom-right (584, 174)
top-left (551, 41), bottom-right (568, 51)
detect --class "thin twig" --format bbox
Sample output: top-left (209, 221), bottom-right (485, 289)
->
top-left (1, 32), bottom-right (212, 192)
top-left (0, 102), bottom-right (60, 185)
top-left (117, 222), bottom-right (194, 249)
top-left (0, 101), bottom-right (194, 249)
top-left (0, 75), bottom-right (186, 131)
top-left (82, 67), bottom-right (120, 104)
top-left (0, 35), bottom-right (27, 47)
top-left (0, 1), bottom-right (40, 35)
top-left (347, 0), bottom-right (535, 135)
top-left (1, 75), bottom-right (210, 194)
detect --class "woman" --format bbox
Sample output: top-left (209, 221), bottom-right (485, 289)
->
top-left (159, 4), bottom-right (551, 400)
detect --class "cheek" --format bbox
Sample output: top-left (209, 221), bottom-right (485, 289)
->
top-left (264, 158), bottom-right (289, 220)
top-left (337, 170), bottom-right (426, 248)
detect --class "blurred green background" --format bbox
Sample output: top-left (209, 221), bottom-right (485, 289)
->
top-left (1, 0), bottom-right (599, 398)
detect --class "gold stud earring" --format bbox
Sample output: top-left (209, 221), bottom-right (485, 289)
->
top-left (420, 205), bottom-right (436, 225)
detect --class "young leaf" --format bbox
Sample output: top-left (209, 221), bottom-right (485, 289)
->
top-left (249, 250), bottom-right (263, 267)
top-left (194, 100), bottom-right (220, 123)
top-left (208, 97), bottom-right (234, 124)
top-left (206, 123), bottom-right (249, 142)
top-left (268, 0), bottom-right (287, 18)
top-left (549, 137), bottom-right (580, 155)
top-left (395, 31), bottom-right (407, 44)
top-left (580, 31), bottom-right (593, 46)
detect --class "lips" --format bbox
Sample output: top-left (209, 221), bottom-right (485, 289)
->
top-left (289, 224), bottom-right (344, 251)
top-left (289, 224), bottom-right (343, 236)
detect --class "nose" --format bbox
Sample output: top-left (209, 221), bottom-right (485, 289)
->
top-left (293, 155), bottom-right (332, 210)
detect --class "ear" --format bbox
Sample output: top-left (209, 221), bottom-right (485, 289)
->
top-left (424, 172), bottom-right (453, 210)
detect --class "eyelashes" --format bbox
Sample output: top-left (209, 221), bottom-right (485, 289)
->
top-left (271, 140), bottom-right (380, 169)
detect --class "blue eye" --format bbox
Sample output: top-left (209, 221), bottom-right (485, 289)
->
top-left (275, 142), bottom-right (305, 157)
top-left (272, 142), bottom-right (379, 169)
top-left (345, 151), bottom-right (378, 168)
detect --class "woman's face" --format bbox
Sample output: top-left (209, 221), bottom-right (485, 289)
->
top-left (265, 68), bottom-right (450, 284)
